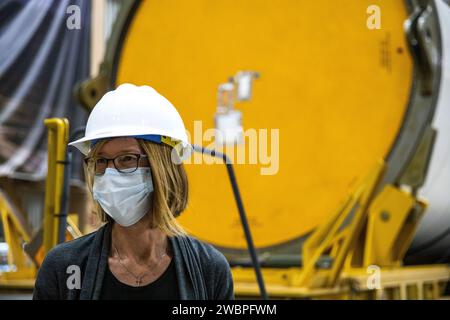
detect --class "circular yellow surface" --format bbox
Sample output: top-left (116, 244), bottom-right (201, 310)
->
top-left (116, 0), bottom-right (413, 249)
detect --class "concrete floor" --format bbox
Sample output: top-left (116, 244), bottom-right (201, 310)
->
top-left (0, 290), bottom-right (33, 300)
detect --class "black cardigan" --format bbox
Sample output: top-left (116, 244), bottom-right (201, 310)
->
top-left (33, 223), bottom-right (234, 300)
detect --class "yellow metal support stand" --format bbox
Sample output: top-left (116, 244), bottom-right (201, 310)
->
top-left (0, 190), bottom-right (36, 287)
top-left (297, 161), bottom-right (386, 288)
top-left (0, 118), bottom-right (79, 290)
top-left (232, 161), bottom-right (450, 299)
top-left (362, 185), bottom-right (425, 268)
top-left (43, 118), bottom-right (70, 256)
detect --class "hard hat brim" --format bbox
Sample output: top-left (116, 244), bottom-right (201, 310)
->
top-left (68, 130), bottom-right (192, 159)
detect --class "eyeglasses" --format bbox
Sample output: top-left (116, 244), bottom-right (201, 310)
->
top-left (84, 154), bottom-right (149, 175)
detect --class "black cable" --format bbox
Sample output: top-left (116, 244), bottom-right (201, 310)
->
top-left (57, 150), bottom-right (71, 244)
top-left (192, 145), bottom-right (268, 300)
top-left (57, 126), bottom-right (86, 244)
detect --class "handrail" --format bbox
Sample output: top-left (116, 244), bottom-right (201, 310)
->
top-left (43, 118), bottom-right (69, 255)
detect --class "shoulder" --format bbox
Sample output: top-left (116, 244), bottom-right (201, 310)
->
top-left (42, 229), bottom-right (99, 268)
top-left (180, 235), bottom-right (230, 269)
top-left (176, 235), bottom-right (234, 299)
top-left (37, 224), bottom-right (106, 282)
top-left (33, 227), bottom-right (103, 300)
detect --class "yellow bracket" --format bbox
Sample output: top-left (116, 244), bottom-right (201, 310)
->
top-left (0, 190), bottom-right (36, 284)
top-left (362, 185), bottom-right (426, 267)
top-left (296, 161), bottom-right (386, 288)
top-left (43, 118), bottom-right (69, 255)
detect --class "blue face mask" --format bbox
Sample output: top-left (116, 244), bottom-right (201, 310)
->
top-left (93, 167), bottom-right (153, 227)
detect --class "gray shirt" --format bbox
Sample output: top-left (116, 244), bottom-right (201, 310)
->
top-left (33, 223), bottom-right (234, 300)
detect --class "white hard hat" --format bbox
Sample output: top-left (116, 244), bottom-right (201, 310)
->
top-left (69, 83), bottom-right (192, 159)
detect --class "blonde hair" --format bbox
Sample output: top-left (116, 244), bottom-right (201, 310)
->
top-left (84, 138), bottom-right (188, 237)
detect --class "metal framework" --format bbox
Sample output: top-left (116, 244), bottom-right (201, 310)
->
top-left (231, 161), bottom-right (450, 299)
top-left (0, 118), bottom-right (81, 290)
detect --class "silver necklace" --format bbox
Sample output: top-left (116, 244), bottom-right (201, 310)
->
top-left (112, 244), bottom-right (168, 286)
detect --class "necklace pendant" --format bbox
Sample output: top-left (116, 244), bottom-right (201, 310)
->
top-left (136, 279), bottom-right (141, 286)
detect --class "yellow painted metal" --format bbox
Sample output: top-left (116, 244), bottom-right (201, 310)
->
top-left (0, 278), bottom-right (35, 289)
top-left (341, 265), bottom-right (450, 300)
top-left (363, 186), bottom-right (426, 267)
top-left (116, 0), bottom-right (413, 248)
top-left (0, 190), bottom-right (36, 285)
top-left (232, 266), bottom-right (351, 299)
top-left (229, 162), bottom-right (450, 299)
top-left (298, 161), bottom-right (385, 288)
top-left (43, 118), bottom-right (69, 255)
top-left (232, 265), bottom-right (450, 299)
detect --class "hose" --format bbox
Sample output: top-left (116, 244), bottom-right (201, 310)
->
top-left (192, 145), bottom-right (268, 300)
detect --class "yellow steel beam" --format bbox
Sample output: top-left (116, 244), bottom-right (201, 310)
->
top-left (232, 265), bottom-right (450, 299)
top-left (297, 161), bottom-right (386, 288)
top-left (363, 185), bottom-right (426, 267)
top-left (0, 191), bottom-right (36, 284)
top-left (342, 265), bottom-right (450, 300)
top-left (43, 118), bottom-right (69, 255)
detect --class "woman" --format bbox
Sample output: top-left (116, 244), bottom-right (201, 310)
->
top-left (33, 83), bottom-right (234, 300)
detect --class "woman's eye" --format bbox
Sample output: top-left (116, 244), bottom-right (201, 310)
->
top-left (120, 155), bottom-right (135, 162)
top-left (117, 155), bottom-right (138, 169)
top-left (96, 158), bottom-right (107, 165)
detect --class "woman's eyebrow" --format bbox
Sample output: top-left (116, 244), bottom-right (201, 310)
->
top-left (97, 149), bottom-right (143, 156)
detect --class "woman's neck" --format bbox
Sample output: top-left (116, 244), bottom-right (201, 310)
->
top-left (110, 214), bottom-right (169, 264)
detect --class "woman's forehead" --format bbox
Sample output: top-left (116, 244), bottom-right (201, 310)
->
top-left (97, 137), bottom-right (143, 155)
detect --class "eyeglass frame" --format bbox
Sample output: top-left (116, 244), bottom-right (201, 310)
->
top-left (84, 153), bottom-right (149, 175)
